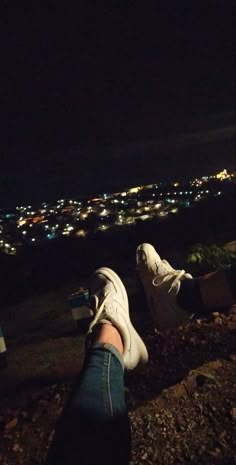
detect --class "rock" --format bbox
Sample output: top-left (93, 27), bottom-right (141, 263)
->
top-left (231, 304), bottom-right (236, 313)
top-left (5, 417), bottom-right (18, 430)
top-left (228, 353), bottom-right (236, 362)
top-left (183, 374), bottom-right (198, 394)
top-left (224, 241), bottom-right (236, 253)
top-left (230, 407), bottom-right (236, 420)
top-left (208, 360), bottom-right (222, 369)
top-left (39, 399), bottom-right (48, 407)
top-left (13, 443), bottom-right (20, 452)
top-left (48, 430), bottom-right (55, 443)
top-left (208, 447), bottom-right (221, 457)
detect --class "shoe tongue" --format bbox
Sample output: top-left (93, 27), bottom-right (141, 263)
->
top-left (91, 287), bottom-right (110, 311)
top-left (89, 295), bottom-right (98, 311)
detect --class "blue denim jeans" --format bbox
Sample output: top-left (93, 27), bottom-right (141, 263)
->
top-left (47, 343), bottom-right (131, 465)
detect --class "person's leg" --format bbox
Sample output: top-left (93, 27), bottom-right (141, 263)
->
top-left (136, 243), bottom-right (236, 329)
top-left (47, 326), bottom-right (129, 465)
top-left (47, 268), bottom-right (148, 465)
top-left (178, 263), bottom-right (236, 314)
top-left (136, 243), bottom-right (193, 329)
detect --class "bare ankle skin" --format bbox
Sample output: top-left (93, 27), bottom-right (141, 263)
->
top-left (93, 323), bottom-right (124, 355)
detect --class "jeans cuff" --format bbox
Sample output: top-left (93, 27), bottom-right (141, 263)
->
top-left (89, 342), bottom-right (124, 370)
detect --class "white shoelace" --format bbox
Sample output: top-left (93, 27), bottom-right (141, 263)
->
top-left (152, 269), bottom-right (186, 293)
top-left (88, 292), bottom-right (111, 333)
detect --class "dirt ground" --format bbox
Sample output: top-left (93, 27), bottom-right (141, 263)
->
top-left (0, 277), bottom-right (236, 465)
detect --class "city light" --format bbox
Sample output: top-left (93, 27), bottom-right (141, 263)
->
top-left (0, 169), bottom-right (234, 255)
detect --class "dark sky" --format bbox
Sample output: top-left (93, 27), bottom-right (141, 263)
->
top-left (1, 2), bottom-right (235, 206)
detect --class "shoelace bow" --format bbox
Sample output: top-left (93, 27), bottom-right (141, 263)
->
top-left (88, 292), bottom-right (111, 333)
top-left (152, 269), bottom-right (187, 293)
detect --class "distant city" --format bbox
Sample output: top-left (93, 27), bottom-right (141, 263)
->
top-left (0, 169), bottom-right (235, 256)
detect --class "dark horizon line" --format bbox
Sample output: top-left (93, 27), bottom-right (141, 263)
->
top-left (1, 165), bottom-right (234, 212)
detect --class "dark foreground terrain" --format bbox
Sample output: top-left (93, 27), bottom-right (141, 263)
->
top-left (0, 192), bottom-right (235, 464)
top-left (0, 271), bottom-right (235, 465)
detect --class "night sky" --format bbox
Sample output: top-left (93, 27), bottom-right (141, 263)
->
top-left (2, 2), bottom-right (235, 207)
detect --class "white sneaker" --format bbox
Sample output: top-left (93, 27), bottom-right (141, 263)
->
top-left (87, 267), bottom-right (148, 370)
top-left (136, 243), bottom-right (193, 330)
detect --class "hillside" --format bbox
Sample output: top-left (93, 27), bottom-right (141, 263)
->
top-left (0, 270), bottom-right (236, 465)
top-left (0, 191), bottom-right (235, 464)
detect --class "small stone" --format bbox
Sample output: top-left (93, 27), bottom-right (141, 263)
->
top-left (231, 305), bottom-right (236, 313)
top-left (212, 312), bottom-right (220, 318)
top-left (208, 447), bottom-right (221, 457)
top-left (13, 443), bottom-right (20, 452)
top-left (230, 407), bottom-right (236, 420)
top-left (39, 399), bottom-right (48, 407)
top-left (210, 360), bottom-right (222, 369)
top-left (48, 430), bottom-right (55, 442)
top-left (5, 418), bottom-right (18, 430)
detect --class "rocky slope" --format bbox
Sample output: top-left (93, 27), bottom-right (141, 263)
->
top-left (0, 277), bottom-right (236, 465)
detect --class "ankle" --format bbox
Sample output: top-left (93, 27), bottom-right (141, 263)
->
top-left (91, 323), bottom-right (124, 355)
